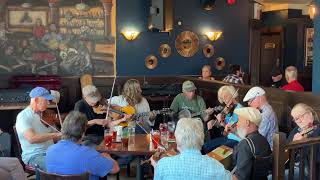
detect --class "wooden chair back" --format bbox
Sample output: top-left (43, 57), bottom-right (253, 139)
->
top-left (36, 168), bottom-right (89, 180)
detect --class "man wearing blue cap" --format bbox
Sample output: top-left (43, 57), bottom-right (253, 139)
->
top-left (15, 86), bottom-right (61, 170)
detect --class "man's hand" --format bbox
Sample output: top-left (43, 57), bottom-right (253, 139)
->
top-left (293, 133), bottom-right (304, 141)
top-left (150, 156), bottom-right (157, 168)
top-left (207, 120), bottom-right (214, 130)
top-left (224, 123), bottom-right (235, 133)
top-left (215, 113), bottom-right (225, 125)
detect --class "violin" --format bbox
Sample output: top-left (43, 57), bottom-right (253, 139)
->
top-left (40, 109), bottom-right (67, 131)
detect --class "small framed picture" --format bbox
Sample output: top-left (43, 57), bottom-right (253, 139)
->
top-left (305, 28), bottom-right (314, 66)
top-left (6, 6), bottom-right (49, 32)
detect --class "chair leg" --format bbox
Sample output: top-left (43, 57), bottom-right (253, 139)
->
top-left (126, 163), bottom-right (131, 177)
top-left (116, 172), bottom-right (120, 180)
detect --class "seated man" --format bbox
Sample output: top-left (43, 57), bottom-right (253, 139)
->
top-left (75, 85), bottom-right (127, 147)
top-left (232, 107), bottom-right (272, 180)
top-left (243, 86), bottom-right (278, 150)
top-left (170, 80), bottom-right (212, 123)
top-left (46, 111), bottom-right (119, 180)
top-left (202, 85), bottom-right (242, 154)
top-left (223, 64), bottom-right (244, 85)
top-left (152, 118), bottom-right (232, 180)
top-left (15, 86), bottom-right (61, 170)
top-left (0, 157), bottom-right (27, 180)
top-left (286, 103), bottom-right (320, 179)
top-left (199, 65), bottom-right (215, 81)
top-left (281, 66), bottom-right (304, 92)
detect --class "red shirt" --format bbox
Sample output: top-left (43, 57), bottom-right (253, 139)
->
top-left (281, 80), bottom-right (304, 92)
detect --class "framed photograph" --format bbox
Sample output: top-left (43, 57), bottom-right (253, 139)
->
top-left (305, 28), bottom-right (314, 66)
top-left (6, 6), bottom-right (49, 32)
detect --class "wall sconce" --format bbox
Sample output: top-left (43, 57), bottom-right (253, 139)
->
top-left (308, 1), bottom-right (316, 20)
top-left (205, 31), bottom-right (222, 41)
top-left (121, 31), bottom-right (140, 41)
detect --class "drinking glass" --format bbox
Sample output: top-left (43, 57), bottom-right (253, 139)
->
top-left (151, 130), bottom-right (160, 149)
top-left (104, 129), bottom-right (113, 147)
top-left (168, 121), bottom-right (176, 140)
top-left (160, 130), bottom-right (169, 149)
top-left (121, 127), bottom-right (129, 148)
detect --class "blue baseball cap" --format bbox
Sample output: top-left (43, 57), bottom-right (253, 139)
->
top-left (29, 87), bottom-right (54, 100)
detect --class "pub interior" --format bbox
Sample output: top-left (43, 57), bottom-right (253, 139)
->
top-left (0, 0), bottom-right (319, 180)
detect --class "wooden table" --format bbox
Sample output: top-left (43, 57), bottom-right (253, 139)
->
top-left (96, 134), bottom-right (176, 180)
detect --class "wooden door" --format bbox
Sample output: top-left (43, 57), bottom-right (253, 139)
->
top-left (260, 34), bottom-right (282, 86)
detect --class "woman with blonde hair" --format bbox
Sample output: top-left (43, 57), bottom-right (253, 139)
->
top-left (286, 103), bottom-right (320, 179)
top-left (109, 79), bottom-right (155, 134)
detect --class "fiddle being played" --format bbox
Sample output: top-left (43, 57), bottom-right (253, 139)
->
top-left (74, 85), bottom-right (130, 147)
top-left (284, 103), bottom-right (320, 179)
top-left (202, 85), bottom-right (242, 154)
top-left (15, 86), bottom-right (61, 170)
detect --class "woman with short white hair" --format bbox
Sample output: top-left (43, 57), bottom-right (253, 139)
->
top-left (286, 103), bottom-right (320, 179)
top-left (281, 66), bottom-right (304, 92)
top-left (152, 118), bottom-right (232, 180)
top-left (203, 85), bottom-right (242, 154)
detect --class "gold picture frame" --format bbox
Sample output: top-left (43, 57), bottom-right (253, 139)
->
top-left (6, 6), bottom-right (49, 32)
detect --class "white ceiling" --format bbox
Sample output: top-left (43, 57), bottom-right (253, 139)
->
top-left (260, 0), bottom-right (311, 4)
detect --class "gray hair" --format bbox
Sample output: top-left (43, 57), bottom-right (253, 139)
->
top-left (291, 103), bottom-right (319, 122)
top-left (61, 111), bottom-right (88, 142)
top-left (218, 85), bottom-right (238, 104)
top-left (174, 118), bottom-right (204, 151)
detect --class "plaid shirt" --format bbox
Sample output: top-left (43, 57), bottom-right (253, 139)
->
top-left (223, 74), bottom-right (244, 85)
top-left (154, 149), bottom-right (232, 180)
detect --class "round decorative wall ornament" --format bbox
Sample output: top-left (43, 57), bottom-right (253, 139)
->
top-left (175, 31), bottom-right (199, 57)
top-left (145, 55), bottom-right (158, 69)
top-left (159, 44), bottom-right (171, 58)
top-left (215, 57), bottom-right (226, 70)
top-left (203, 44), bottom-right (214, 58)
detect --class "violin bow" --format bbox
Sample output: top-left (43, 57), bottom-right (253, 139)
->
top-left (39, 112), bottom-right (61, 133)
top-left (105, 75), bottom-right (117, 120)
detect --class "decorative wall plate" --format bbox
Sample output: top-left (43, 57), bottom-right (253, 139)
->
top-left (175, 31), bottom-right (199, 57)
top-left (203, 44), bottom-right (214, 58)
top-left (159, 44), bottom-right (171, 58)
top-left (215, 57), bottom-right (225, 70)
top-left (145, 55), bottom-right (158, 69)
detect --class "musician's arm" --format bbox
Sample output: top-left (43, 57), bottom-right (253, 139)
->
top-left (198, 97), bottom-right (209, 121)
top-left (23, 128), bottom-right (60, 144)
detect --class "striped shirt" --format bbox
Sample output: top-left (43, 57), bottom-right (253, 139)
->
top-left (154, 149), bottom-right (232, 180)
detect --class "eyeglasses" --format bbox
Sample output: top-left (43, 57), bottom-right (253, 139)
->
top-left (293, 111), bottom-right (309, 123)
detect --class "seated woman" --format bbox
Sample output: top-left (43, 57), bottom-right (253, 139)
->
top-left (199, 65), bottom-right (215, 81)
top-left (109, 79), bottom-right (156, 134)
top-left (202, 85), bottom-right (242, 154)
top-left (281, 66), bottom-right (304, 92)
top-left (46, 111), bottom-right (120, 179)
top-left (286, 103), bottom-right (320, 179)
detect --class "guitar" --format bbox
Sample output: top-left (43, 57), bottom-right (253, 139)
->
top-left (178, 106), bottom-right (224, 119)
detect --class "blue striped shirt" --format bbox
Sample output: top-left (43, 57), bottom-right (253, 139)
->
top-left (154, 149), bottom-right (232, 180)
top-left (259, 103), bottom-right (278, 150)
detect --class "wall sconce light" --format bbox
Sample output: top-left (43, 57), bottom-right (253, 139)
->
top-left (205, 31), bottom-right (222, 41)
top-left (121, 31), bottom-right (140, 41)
top-left (308, 1), bottom-right (316, 20)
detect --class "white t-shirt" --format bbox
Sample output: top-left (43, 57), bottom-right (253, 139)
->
top-left (108, 95), bottom-right (154, 126)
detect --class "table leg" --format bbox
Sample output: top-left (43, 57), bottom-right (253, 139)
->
top-left (136, 156), bottom-right (143, 180)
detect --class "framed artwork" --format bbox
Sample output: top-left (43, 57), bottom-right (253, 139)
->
top-left (6, 6), bottom-right (49, 32)
top-left (305, 28), bottom-right (314, 66)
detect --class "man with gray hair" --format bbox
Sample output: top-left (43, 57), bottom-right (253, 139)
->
top-left (232, 107), bottom-right (272, 180)
top-left (46, 111), bottom-right (119, 179)
top-left (152, 118), bottom-right (232, 180)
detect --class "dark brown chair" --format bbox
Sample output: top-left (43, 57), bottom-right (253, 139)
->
top-left (13, 126), bottom-right (36, 176)
top-left (36, 168), bottom-right (89, 180)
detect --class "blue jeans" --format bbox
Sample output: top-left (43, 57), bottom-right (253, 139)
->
top-left (27, 153), bottom-right (46, 171)
top-left (202, 137), bottom-right (238, 154)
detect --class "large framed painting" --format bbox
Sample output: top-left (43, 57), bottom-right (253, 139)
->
top-left (6, 6), bottom-right (49, 32)
top-left (305, 28), bottom-right (314, 67)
